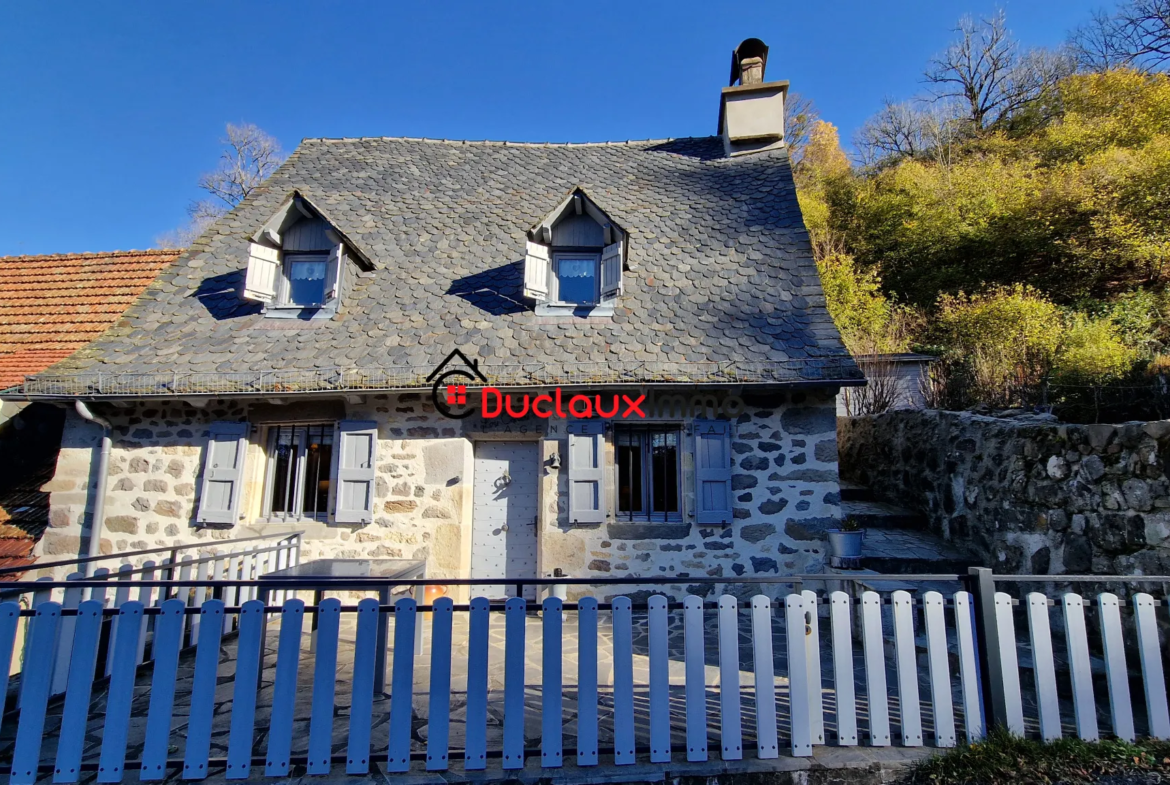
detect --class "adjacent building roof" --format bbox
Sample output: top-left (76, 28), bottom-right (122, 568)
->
top-left (0, 250), bottom-right (179, 390)
top-left (15, 137), bottom-right (859, 398)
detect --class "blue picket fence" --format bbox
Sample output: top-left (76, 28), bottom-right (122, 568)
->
top-left (0, 575), bottom-right (1166, 781)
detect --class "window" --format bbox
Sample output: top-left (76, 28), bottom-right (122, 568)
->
top-left (553, 253), bottom-right (600, 306)
top-left (616, 426), bottom-right (682, 521)
top-left (282, 253), bottom-right (329, 307)
top-left (264, 423), bottom-right (334, 521)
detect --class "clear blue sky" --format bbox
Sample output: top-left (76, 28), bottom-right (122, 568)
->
top-left (0, 0), bottom-right (1101, 256)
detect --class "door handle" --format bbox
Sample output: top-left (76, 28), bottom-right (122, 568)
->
top-left (501, 523), bottom-right (509, 532)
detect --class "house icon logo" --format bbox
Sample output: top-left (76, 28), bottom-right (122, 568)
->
top-left (427, 349), bottom-right (488, 420)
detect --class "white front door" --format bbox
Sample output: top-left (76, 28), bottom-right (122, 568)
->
top-left (471, 441), bottom-right (539, 599)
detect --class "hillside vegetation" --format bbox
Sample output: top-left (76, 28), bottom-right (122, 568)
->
top-left (800, 6), bottom-right (1170, 420)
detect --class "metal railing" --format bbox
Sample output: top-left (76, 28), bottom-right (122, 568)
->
top-left (0, 530), bottom-right (302, 581)
top-left (1, 531), bottom-right (302, 696)
top-left (17, 358), bottom-right (863, 399)
top-left (0, 568), bottom-right (1165, 781)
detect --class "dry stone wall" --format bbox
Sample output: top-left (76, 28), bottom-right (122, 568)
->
top-left (838, 410), bottom-right (1170, 575)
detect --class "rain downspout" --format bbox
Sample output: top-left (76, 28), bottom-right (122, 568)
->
top-left (74, 401), bottom-right (111, 577)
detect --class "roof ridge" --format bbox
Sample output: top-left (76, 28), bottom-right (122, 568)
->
top-left (301, 135), bottom-right (717, 147)
top-left (0, 250), bottom-right (182, 263)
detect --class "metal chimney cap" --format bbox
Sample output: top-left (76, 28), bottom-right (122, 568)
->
top-left (729, 38), bottom-right (770, 86)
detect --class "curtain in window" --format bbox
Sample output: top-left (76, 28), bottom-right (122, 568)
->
top-left (289, 261), bottom-right (327, 280)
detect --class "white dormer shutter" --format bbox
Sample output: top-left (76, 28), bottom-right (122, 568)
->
top-left (523, 241), bottom-right (551, 300)
top-left (243, 243), bottom-right (281, 303)
top-left (600, 241), bottom-right (624, 300)
top-left (325, 243), bottom-right (342, 302)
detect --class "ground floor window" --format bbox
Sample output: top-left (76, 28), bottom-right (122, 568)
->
top-left (265, 422), bottom-right (334, 521)
top-left (615, 425), bottom-right (681, 521)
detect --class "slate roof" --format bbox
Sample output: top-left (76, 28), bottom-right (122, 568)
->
top-left (0, 250), bottom-right (179, 389)
top-left (20, 137), bottom-right (858, 396)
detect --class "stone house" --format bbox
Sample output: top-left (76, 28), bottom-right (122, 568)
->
top-left (6, 40), bottom-right (861, 596)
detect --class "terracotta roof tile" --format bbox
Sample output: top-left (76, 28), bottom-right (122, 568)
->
top-left (0, 250), bottom-right (178, 388)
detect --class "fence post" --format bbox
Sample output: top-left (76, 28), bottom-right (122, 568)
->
top-left (967, 566), bottom-right (1007, 730)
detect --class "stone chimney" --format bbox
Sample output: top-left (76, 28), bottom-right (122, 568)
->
top-left (717, 38), bottom-right (789, 157)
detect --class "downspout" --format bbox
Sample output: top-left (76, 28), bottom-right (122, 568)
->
top-left (74, 401), bottom-right (111, 577)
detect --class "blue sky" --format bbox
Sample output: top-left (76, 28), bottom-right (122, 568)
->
top-left (0, 0), bottom-right (1101, 256)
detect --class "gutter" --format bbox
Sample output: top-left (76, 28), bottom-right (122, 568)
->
top-left (4, 377), bottom-right (868, 405)
top-left (73, 401), bottom-right (111, 577)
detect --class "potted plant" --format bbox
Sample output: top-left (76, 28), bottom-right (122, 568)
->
top-left (827, 515), bottom-right (865, 561)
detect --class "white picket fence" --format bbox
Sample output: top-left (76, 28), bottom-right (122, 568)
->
top-left (0, 583), bottom-right (1167, 781)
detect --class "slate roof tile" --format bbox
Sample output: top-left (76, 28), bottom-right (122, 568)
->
top-left (35, 137), bottom-right (856, 389)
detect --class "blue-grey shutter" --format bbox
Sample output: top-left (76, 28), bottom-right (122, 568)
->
top-left (694, 419), bottom-right (733, 525)
top-left (334, 420), bottom-right (377, 524)
top-left (567, 420), bottom-right (605, 524)
top-left (196, 422), bottom-right (249, 526)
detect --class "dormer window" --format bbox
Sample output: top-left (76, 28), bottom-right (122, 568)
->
top-left (553, 253), bottom-right (600, 305)
top-left (283, 252), bottom-right (334, 308)
top-left (523, 190), bottom-right (626, 315)
top-left (241, 191), bottom-right (373, 319)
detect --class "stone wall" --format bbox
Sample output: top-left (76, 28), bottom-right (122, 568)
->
top-left (40, 387), bottom-right (844, 593)
top-left (838, 410), bottom-right (1170, 575)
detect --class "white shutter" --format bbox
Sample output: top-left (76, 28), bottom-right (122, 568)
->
top-left (523, 240), bottom-right (551, 300)
top-left (600, 241), bottom-right (624, 299)
top-left (567, 421), bottom-right (605, 525)
top-left (325, 243), bottom-right (342, 302)
top-left (243, 242), bottom-right (281, 303)
top-left (196, 422), bottom-right (249, 526)
top-left (694, 419), bottom-right (733, 524)
top-left (333, 420), bottom-right (378, 524)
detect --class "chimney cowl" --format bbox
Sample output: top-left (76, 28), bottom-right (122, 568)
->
top-left (718, 38), bottom-right (788, 157)
top-left (729, 38), bottom-right (769, 86)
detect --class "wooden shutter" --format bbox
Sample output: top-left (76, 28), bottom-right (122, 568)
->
top-left (334, 420), bottom-right (377, 524)
top-left (523, 241), bottom-right (551, 300)
top-left (196, 422), bottom-right (249, 526)
top-left (243, 243), bottom-right (281, 303)
top-left (694, 419), bottom-right (733, 525)
top-left (567, 421), bottom-right (605, 524)
top-left (325, 243), bottom-right (343, 302)
top-left (600, 241), bottom-right (624, 299)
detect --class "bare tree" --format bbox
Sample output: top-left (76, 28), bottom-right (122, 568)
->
top-left (842, 355), bottom-right (906, 416)
top-left (1071, 0), bottom-right (1170, 71)
top-left (855, 100), bottom-right (928, 164)
top-left (155, 123), bottom-right (286, 248)
top-left (784, 92), bottom-right (820, 167)
top-left (854, 98), bottom-right (967, 167)
top-left (925, 9), bottom-right (1071, 130)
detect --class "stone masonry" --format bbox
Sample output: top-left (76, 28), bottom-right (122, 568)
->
top-left (40, 387), bottom-right (843, 592)
top-left (839, 409), bottom-right (1170, 575)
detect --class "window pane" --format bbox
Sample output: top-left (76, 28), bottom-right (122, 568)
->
top-left (650, 430), bottom-right (680, 515)
top-left (287, 260), bottom-right (328, 306)
top-left (557, 258), bottom-right (596, 305)
top-left (617, 430), bottom-right (643, 514)
top-left (301, 425), bottom-right (334, 518)
top-left (269, 426), bottom-right (299, 515)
